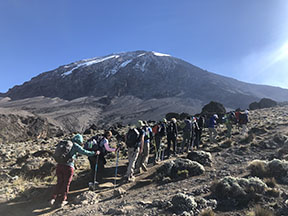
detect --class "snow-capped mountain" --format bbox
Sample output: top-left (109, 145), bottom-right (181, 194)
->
top-left (4, 50), bottom-right (288, 109)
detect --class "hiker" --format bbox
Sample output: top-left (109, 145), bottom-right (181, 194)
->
top-left (208, 114), bottom-right (218, 143)
top-left (125, 120), bottom-right (145, 182)
top-left (191, 117), bottom-right (200, 150)
top-left (85, 130), bottom-right (117, 186)
top-left (153, 118), bottom-right (167, 163)
top-left (136, 121), bottom-right (152, 173)
top-left (194, 115), bottom-right (205, 148)
top-left (166, 118), bottom-right (178, 158)
top-left (181, 116), bottom-right (192, 153)
top-left (50, 134), bottom-right (96, 207)
top-left (224, 112), bottom-right (235, 138)
top-left (239, 110), bottom-right (249, 136)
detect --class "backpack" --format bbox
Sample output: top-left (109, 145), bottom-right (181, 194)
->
top-left (239, 113), bottom-right (248, 124)
top-left (197, 117), bottom-right (205, 129)
top-left (143, 126), bottom-right (152, 141)
top-left (53, 140), bottom-right (74, 164)
top-left (158, 123), bottom-right (166, 136)
top-left (183, 119), bottom-right (192, 133)
top-left (167, 122), bottom-right (175, 135)
top-left (152, 125), bottom-right (159, 135)
top-left (84, 135), bottom-right (106, 154)
top-left (126, 128), bottom-right (141, 148)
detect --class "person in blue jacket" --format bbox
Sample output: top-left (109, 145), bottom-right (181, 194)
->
top-left (208, 114), bottom-right (218, 143)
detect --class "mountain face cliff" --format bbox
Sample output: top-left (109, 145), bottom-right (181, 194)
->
top-left (4, 50), bottom-right (288, 109)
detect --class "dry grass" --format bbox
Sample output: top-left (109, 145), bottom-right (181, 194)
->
top-left (247, 205), bottom-right (274, 216)
top-left (263, 177), bottom-right (277, 188)
top-left (248, 160), bottom-right (268, 178)
top-left (199, 208), bottom-right (215, 216)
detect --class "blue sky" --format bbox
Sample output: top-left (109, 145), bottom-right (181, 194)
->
top-left (1, 0), bottom-right (288, 93)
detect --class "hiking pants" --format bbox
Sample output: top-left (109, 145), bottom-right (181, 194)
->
top-left (241, 124), bottom-right (248, 136)
top-left (88, 156), bottom-right (105, 183)
top-left (226, 123), bottom-right (232, 138)
top-left (154, 135), bottom-right (162, 161)
top-left (194, 130), bottom-right (202, 149)
top-left (181, 132), bottom-right (191, 152)
top-left (136, 141), bottom-right (150, 170)
top-left (52, 164), bottom-right (74, 201)
top-left (126, 147), bottom-right (140, 179)
top-left (209, 128), bottom-right (217, 143)
top-left (167, 135), bottom-right (177, 157)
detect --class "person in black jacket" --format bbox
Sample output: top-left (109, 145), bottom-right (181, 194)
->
top-left (86, 131), bottom-right (116, 185)
top-left (166, 118), bottom-right (178, 158)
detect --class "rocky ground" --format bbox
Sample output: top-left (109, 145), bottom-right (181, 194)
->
top-left (1, 105), bottom-right (288, 215)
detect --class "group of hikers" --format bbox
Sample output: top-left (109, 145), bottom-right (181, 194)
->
top-left (50, 109), bottom-right (249, 207)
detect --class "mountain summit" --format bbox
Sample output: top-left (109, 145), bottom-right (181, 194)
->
top-left (4, 50), bottom-right (288, 109)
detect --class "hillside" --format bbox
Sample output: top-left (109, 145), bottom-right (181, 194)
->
top-left (1, 105), bottom-right (288, 215)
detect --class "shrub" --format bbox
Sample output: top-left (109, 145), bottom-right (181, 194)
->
top-left (248, 160), bottom-right (268, 178)
top-left (199, 208), bottom-right (215, 216)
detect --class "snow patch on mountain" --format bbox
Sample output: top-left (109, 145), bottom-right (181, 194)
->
top-left (152, 51), bottom-right (170, 57)
top-left (62, 55), bottom-right (120, 77)
top-left (120, 59), bottom-right (133, 68)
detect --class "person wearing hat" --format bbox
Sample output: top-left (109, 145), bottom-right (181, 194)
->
top-left (50, 134), bottom-right (97, 207)
top-left (153, 118), bottom-right (167, 163)
top-left (136, 121), bottom-right (152, 173)
top-left (125, 120), bottom-right (145, 182)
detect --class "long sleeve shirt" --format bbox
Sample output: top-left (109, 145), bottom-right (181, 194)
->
top-left (66, 143), bottom-right (95, 168)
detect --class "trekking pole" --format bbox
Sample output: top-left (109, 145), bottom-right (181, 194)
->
top-left (114, 148), bottom-right (120, 189)
top-left (93, 154), bottom-right (99, 191)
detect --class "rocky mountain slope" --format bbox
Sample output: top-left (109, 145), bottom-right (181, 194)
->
top-left (1, 105), bottom-right (288, 215)
top-left (3, 51), bottom-right (288, 109)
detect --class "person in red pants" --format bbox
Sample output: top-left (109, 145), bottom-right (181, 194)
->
top-left (50, 134), bottom-right (96, 207)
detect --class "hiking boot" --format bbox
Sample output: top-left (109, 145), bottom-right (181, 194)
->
top-left (60, 200), bottom-right (68, 208)
top-left (141, 165), bottom-right (147, 172)
top-left (50, 199), bottom-right (55, 206)
top-left (128, 176), bottom-right (136, 182)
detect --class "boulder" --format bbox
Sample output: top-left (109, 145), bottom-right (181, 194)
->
top-left (187, 151), bottom-right (212, 167)
top-left (258, 98), bottom-right (277, 109)
top-left (201, 101), bottom-right (226, 116)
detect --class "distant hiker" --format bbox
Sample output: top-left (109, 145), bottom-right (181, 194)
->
top-left (136, 121), bottom-right (152, 173)
top-left (224, 112), bottom-right (235, 138)
top-left (181, 116), bottom-right (192, 153)
top-left (194, 115), bottom-right (205, 148)
top-left (85, 131), bottom-right (117, 186)
top-left (153, 118), bottom-right (167, 163)
top-left (239, 110), bottom-right (249, 136)
top-left (125, 121), bottom-right (145, 182)
top-left (51, 134), bottom-right (96, 207)
top-left (190, 117), bottom-right (199, 150)
top-left (208, 114), bottom-right (218, 143)
top-left (166, 118), bottom-right (178, 158)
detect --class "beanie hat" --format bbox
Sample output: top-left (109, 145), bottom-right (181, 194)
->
top-left (72, 134), bottom-right (83, 145)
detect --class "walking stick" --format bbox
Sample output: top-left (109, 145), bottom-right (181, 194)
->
top-left (92, 154), bottom-right (99, 191)
top-left (114, 149), bottom-right (120, 189)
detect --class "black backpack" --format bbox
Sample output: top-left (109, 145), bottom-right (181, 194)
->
top-left (126, 128), bottom-right (141, 148)
top-left (158, 123), bottom-right (166, 136)
top-left (167, 122), bottom-right (175, 135)
top-left (239, 113), bottom-right (248, 124)
top-left (183, 119), bottom-right (192, 133)
top-left (53, 140), bottom-right (74, 164)
top-left (84, 135), bottom-right (106, 154)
